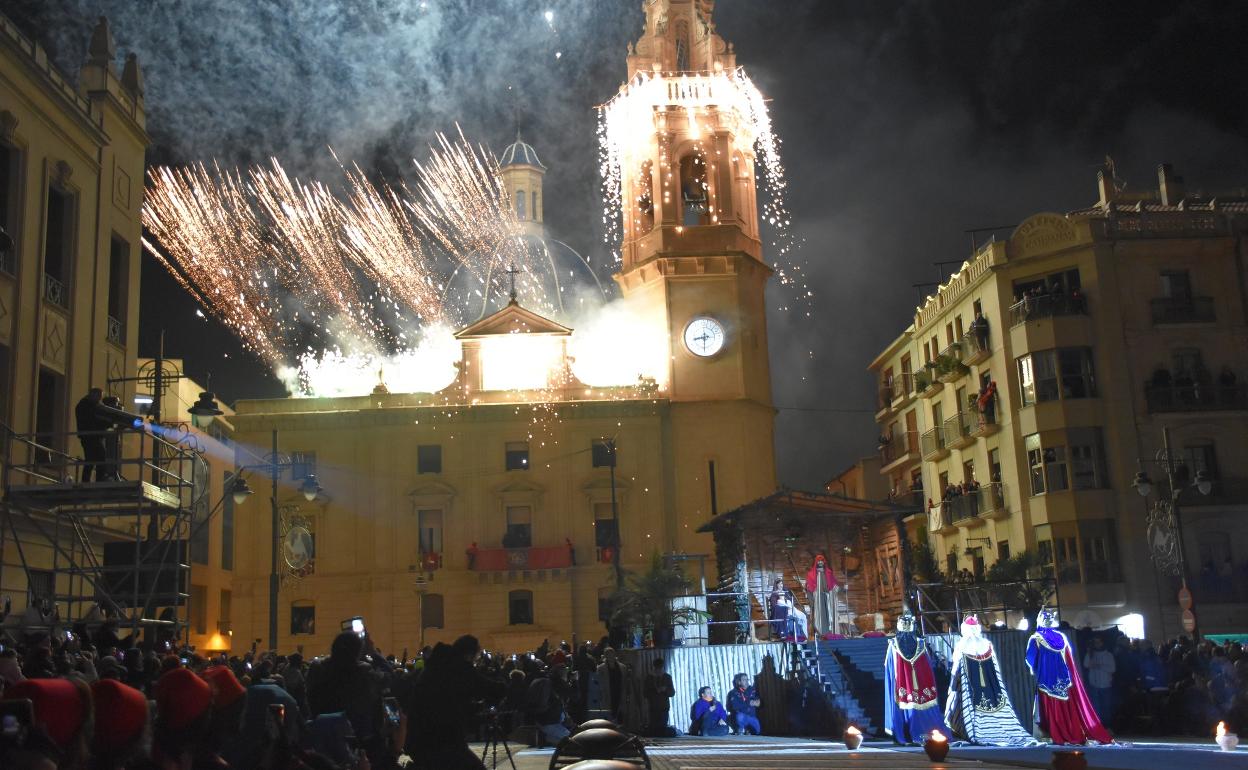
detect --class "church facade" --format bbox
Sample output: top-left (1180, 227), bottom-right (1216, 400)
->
top-left (225, 0), bottom-right (779, 654)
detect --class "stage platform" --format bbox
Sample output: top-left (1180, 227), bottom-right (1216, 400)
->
top-left (6, 478), bottom-right (183, 513)
top-left (489, 736), bottom-right (1247, 769)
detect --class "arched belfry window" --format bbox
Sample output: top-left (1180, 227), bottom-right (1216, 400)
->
top-left (515, 190), bottom-right (526, 220)
top-left (636, 160), bottom-right (655, 233)
top-left (675, 20), bottom-right (690, 71)
top-left (679, 152), bottom-right (709, 227)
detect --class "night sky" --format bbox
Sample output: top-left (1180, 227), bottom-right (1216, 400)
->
top-left (10, 0), bottom-right (1248, 490)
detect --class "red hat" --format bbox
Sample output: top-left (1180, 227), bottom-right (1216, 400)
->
top-left (90, 679), bottom-right (149, 754)
top-left (3, 678), bottom-right (89, 748)
top-left (156, 667), bottom-right (213, 730)
top-left (201, 665), bottom-right (246, 708)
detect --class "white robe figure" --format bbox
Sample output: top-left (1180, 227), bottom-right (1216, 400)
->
top-left (944, 615), bottom-right (1037, 746)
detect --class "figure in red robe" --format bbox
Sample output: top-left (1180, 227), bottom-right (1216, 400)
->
top-left (805, 554), bottom-right (838, 637)
top-left (1025, 608), bottom-right (1113, 745)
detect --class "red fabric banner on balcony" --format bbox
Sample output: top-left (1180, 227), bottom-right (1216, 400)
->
top-left (471, 545), bottom-right (573, 571)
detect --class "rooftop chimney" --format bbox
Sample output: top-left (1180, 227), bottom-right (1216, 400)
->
top-left (1158, 163), bottom-right (1185, 207)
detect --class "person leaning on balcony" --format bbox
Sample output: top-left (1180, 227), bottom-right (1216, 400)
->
top-left (74, 387), bottom-right (110, 483)
top-left (971, 311), bottom-right (990, 350)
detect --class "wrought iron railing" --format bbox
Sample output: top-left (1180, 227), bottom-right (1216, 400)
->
top-left (1151, 296), bottom-right (1214, 324)
top-left (1144, 383), bottom-right (1248, 412)
top-left (1009, 292), bottom-right (1088, 327)
top-left (106, 315), bottom-right (124, 345)
top-left (912, 577), bottom-right (1058, 635)
top-left (43, 273), bottom-right (68, 308)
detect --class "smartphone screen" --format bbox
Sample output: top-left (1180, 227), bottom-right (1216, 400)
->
top-left (351, 618), bottom-right (365, 638)
top-left (382, 697), bottom-right (400, 726)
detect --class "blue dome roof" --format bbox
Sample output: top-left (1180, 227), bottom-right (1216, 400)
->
top-left (499, 137), bottom-right (545, 170)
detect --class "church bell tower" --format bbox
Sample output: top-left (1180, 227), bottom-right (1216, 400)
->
top-left (608, 0), bottom-right (776, 537)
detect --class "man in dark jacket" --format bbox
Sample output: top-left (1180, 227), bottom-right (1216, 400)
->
top-left (307, 632), bottom-right (386, 766)
top-left (403, 635), bottom-right (504, 770)
top-left (726, 673), bottom-right (761, 734)
top-left (643, 658), bottom-right (675, 737)
top-left (74, 387), bottom-right (109, 482)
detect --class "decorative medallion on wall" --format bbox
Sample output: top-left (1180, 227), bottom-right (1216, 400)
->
top-left (280, 504), bottom-right (316, 581)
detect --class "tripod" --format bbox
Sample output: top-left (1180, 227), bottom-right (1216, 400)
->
top-left (479, 710), bottom-right (517, 770)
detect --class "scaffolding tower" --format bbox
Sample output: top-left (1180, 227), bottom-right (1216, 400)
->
top-left (1, 424), bottom-right (199, 641)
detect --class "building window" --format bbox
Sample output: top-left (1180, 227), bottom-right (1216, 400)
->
top-left (1018, 348), bottom-right (1095, 406)
top-left (591, 439), bottom-right (616, 468)
top-left (221, 473), bottom-right (235, 571)
top-left (191, 584), bottom-right (208, 635)
top-left (504, 505), bottom-right (532, 548)
top-left (997, 541), bottom-right (1010, 562)
top-left (1068, 428), bottom-right (1107, 490)
top-left (508, 589), bottom-right (534, 625)
top-left (26, 568), bottom-right (53, 609)
top-left (0, 144), bottom-right (19, 275)
top-left (1025, 434), bottom-right (1069, 495)
top-left (0, 343), bottom-right (10, 424)
top-left (532, 191), bottom-right (539, 222)
top-left (1014, 267), bottom-right (1081, 298)
top-left (674, 20), bottom-right (690, 70)
top-left (505, 441), bottom-right (529, 471)
top-left (190, 459), bottom-right (210, 564)
top-left (988, 447), bottom-right (1002, 482)
top-left (35, 367), bottom-right (66, 459)
top-left (1160, 270), bottom-right (1193, 301)
top-left (593, 501), bottom-right (619, 554)
top-left (291, 451), bottom-right (316, 480)
top-left (291, 602), bottom-right (315, 635)
top-left (945, 552), bottom-right (957, 576)
top-left (598, 587), bottom-right (614, 623)
top-left (418, 509), bottom-right (443, 555)
top-left (1080, 519), bottom-right (1121, 583)
top-left (417, 444), bottom-right (442, 474)
top-left (1181, 440), bottom-right (1219, 481)
top-left (422, 593), bottom-right (445, 629)
top-left (43, 186), bottom-right (73, 307)
top-left (219, 590), bottom-right (232, 634)
top-left (107, 235), bottom-right (128, 344)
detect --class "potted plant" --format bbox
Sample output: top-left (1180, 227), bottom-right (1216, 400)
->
top-left (608, 553), bottom-right (710, 647)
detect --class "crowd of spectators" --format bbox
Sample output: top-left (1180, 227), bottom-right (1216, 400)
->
top-left (1081, 630), bottom-right (1248, 738)
top-left (0, 622), bottom-right (649, 770)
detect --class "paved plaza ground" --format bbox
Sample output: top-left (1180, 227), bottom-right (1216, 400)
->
top-left (474, 735), bottom-right (1248, 770)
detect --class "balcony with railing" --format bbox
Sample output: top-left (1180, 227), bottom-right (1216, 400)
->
top-left (875, 383), bottom-right (895, 419)
top-left (106, 315), bottom-right (124, 346)
top-left (936, 343), bottom-right (970, 383)
top-left (944, 492), bottom-right (980, 524)
top-left (968, 406), bottom-right (999, 438)
top-left (1144, 383), bottom-right (1248, 413)
top-left (891, 372), bottom-right (919, 405)
top-left (916, 368), bottom-right (943, 398)
top-left (879, 432), bottom-right (920, 471)
top-left (1009, 291), bottom-right (1088, 328)
top-left (961, 324), bottom-right (991, 365)
top-left (921, 426), bottom-right (948, 461)
top-left (978, 482), bottom-right (1008, 519)
top-left (929, 503), bottom-right (955, 534)
top-left (468, 544), bottom-right (574, 572)
top-left (944, 411), bottom-right (976, 450)
top-left (1151, 296), bottom-right (1215, 325)
top-left (43, 274), bottom-right (68, 309)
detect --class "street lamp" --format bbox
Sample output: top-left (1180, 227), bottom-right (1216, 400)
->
top-left (188, 391), bottom-right (224, 417)
top-left (1134, 427), bottom-right (1212, 639)
top-left (229, 429), bottom-right (329, 651)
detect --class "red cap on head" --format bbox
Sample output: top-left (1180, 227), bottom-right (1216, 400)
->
top-left (156, 667), bottom-right (213, 730)
top-left (201, 665), bottom-right (246, 708)
top-left (4, 678), bottom-right (88, 749)
top-left (90, 679), bottom-right (149, 754)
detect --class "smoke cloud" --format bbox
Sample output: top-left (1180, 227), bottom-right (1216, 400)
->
top-left (11, 0), bottom-right (1248, 490)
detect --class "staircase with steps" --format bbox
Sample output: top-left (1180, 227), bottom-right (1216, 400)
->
top-left (798, 640), bottom-right (883, 736)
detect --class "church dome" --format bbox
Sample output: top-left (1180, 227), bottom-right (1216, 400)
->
top-left (499, 137), bottom-right (546, 170)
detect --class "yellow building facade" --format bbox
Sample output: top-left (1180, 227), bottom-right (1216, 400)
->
top-left (0, 14), bottom-right (149, 617)
top-left (225, 0), bottom-right (778, 655)
top-left (869, 163), bottom-right (1248, 640)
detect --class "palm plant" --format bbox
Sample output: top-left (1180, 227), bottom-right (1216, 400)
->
top-left (608, 552), bottom-right (709, 646)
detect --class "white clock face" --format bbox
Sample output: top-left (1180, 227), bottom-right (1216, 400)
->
top-left (683, 316), bottom-right (725, 357)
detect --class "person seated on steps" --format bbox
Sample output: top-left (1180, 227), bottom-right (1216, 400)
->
top-left (726, 673), bottom-right (762, 735)
top-left (689, 687), bottom-right (730, 736)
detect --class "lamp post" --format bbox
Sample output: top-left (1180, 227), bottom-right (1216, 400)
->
top-left (1133, 426), bottom-right (1211, 639)
top-left (226, 429), bottom-right (323, 651)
